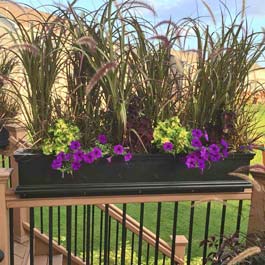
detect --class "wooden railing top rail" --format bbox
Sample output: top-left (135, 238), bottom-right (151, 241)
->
top-left (5, 188), bottom-right (252, 209)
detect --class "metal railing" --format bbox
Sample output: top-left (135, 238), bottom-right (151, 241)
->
top-left (5, 187), bottom-right (252, 265)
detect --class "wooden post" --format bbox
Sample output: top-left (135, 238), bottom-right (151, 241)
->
top-left (169, 235), bottom-right (188, 263)
top-left (5, 124), bottom-right (29, 243)
top-left (0, 168), bottom-right (13, 265)
top-left (174, 235), bottom-right (188, 262)
top-left (247, 167), bottom-right (265, 239)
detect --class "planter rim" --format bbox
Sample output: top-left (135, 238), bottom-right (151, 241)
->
top-left (14, 148), bottom-right (255, 158)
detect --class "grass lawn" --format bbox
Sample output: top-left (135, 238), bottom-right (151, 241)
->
top-left (31, 104), bottom-right (265, 263)
top-left (251, 104), bottom-right (265, 165)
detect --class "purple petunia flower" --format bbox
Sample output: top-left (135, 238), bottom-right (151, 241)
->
top-left (93, 147), bottom-right (102, 159)
top-left (191, 138), bottom-right (202, 148)
top-left (248, 145), bottom-right (254, 151)
top-left (98, 134), bottom-right (107, 145)
top-left (71, 161), bottom-right (81, 171)
top-left (113, 144), bottom-right (124, 155)
top-left (124, 152), bottom-right (132, 162)
top-left (163, 141), bottom-right (174, 152)
top-left (222, 148), bottom-right (229, 158)
top-left (83, 152), bottom-right (95, 164)
top-left (70, 140), bottom-right (81, 150)
top-left (197, 158), bottom-right (206, 171)
top-left (209, 153), bottom-right (222, 162)
top-left (185, 157), bottom-right (197, 169)
top-left (240, 144), bottom-right (253, 151)
top-left (192, 129), bottom-right (203, 138)
top-left (73, 150), bottom-right (84, 162)
top-left (220, 139), bottom-right (229, 149)
top-left (64, 153), bottom-right (72, 161)
top-left (204, 131), bottom-right (209, 142)
top-left (187, 152), bottom-right (199, 160)
top-left (51, 159), bottom-right (62, 170)
top-left (200, 147), bottom-right (208, 160)
top-left (239, 145), bottom-right (245, 151)
top-left (208, 144), bottom-right (220, 155)
top-left (56, 151), bottom-right (65, 161)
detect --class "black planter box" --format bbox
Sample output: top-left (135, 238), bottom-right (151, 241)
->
top-left (14, 150), bottom-right (255, 198)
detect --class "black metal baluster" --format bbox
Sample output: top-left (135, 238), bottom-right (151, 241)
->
top-left (40, 207), bottom-right (43, 233)
top-left (187, 201), bottom-right (195, 265)
top-left (171, 202), bottom-right (178, 265)
top-left (236, 200), bottom-right (243, 235)
top-left (154, 202), bottom-right (162, 265)
top-left (115, 221), bottom-right (119, 265)
top-left (131, 232), bottom-right (135, 265)
top-left (99, 210), bottom-right (103, 265)
top-left (104, 204), bottom-right (109, 265)
top-left (162, 254), bottom-right (166, 265)
top-left (8, 157), bottom-right (12, 187)
top-left (49, 207), bottom-right (53, 265)
top-left (121, 204), bottom-right (127, 265)
top-left (66, 206), bottom-right (72, 265)
top-left (30, 207), bottom-right (35, 265)
top-left (58, 206), bottom-right (61, 245)
top-left (108, 215), bottom-right (112, 264)
top-left (9, 208), bottom-right (14, 265)
top-left (86, 205), bottom-right (91, 265)
top-left (1, 155), bottom-right (5, 168)
top-left (202, 202), bottom-right (211, 264)
top-left (74, 206), bottom-right (78, 256)
top-left (91, 206), bottom-right (95, 265)
top-left (138, 203), bottom-right (145, 265)
top-left (219, 201), bottom-right (227, 247)
top-left (83, 205), bottom-right (86, 262)
top-left (146, 243), bottom-right (150, 265)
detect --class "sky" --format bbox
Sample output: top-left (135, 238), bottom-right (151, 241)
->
top-left (16, 0), bottom-right (265, 33)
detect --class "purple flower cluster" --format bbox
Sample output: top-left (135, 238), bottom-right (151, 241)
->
top-left (52, 142), bottom-right (102, 171)
top-left (185, 129), bottom-right (229, 172)
top-left (98, 134), bottom-right (107, 144)
top-left (163, 141), bottom-right (174, 152)
top-left (113, 144), bottom-right (132, 162)
top-left (51, 134), bottom-right (133, 173)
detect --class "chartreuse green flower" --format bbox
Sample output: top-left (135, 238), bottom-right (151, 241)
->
top-left (42, 119), bottom-right (80, 155)
top-left (153, 117), bottom-right (191, 154)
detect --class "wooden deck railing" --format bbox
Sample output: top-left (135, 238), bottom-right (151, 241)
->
top-left (0, 167), bottom-right (257, 265)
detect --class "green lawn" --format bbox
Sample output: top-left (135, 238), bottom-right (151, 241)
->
top-left (251, 104), bottom-right (265, 165)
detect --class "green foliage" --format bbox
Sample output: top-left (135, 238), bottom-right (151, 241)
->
top-left (42, 119), bottom-right (80, 155)
top-left (190, 257), bottom-right (203, 265)
top-left (0, 50), bottom-right (18, 128)
top-left (130, 22), bottom-right (183, 125)
top-left (59, 1), bottom-right (183, 146)
top-left (2, 1), bottom-right (264, 152)
top-left (108, 243), bottom-right (138, 265)
top-left (6, 7), bottom-right (67, 145)
top-left (178, 11), bottom-right (265, 149)
top-left (153, 117), bottom-right (191, 154)
top-left (60, 1), bottom-right (140, 145)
